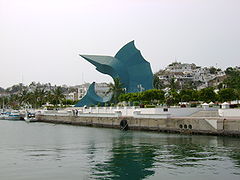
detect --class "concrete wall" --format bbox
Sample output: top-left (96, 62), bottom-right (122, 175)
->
top-left (67, 107), bottom-right (215, 117)
top-left (36, 115), bottom-right (240, 136)
top-left (219, 109), bottom-right (240, 117)
top-left (154, 107), bottom-right (203, 117)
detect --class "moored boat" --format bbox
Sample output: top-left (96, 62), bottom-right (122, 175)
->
top-left (0, 111), bottom-right (24, 121)
top-left (24, 112), bottom-right (37, 122)
top-left (0, 112), bottom-right (9, 119)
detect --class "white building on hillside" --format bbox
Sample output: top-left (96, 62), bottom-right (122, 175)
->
top-left (76, 82), bottom-right (110, 100)
top-left (157, 62), bottom-right (226, 89)
top-left (65, 92), bottom-right (78, 101)
top-left (166, 62), bottom-right (197, 73)
top-left (77, 83), bottom-right (90, 99)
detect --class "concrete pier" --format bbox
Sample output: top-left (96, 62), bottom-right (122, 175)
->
top-left (36, 114), bottom-right (240, 137)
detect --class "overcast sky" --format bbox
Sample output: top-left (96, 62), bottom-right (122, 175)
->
top-left (0, 0), bottom-right (239, 88)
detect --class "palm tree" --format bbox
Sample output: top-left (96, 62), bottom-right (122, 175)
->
top-left (25, 92), bottom-right (35, 108)
top-left (107, 78), bottom-right (125, 104)
top-left (49, 86), bottom-right (65, 107)
top-left (36, 88), bottom-right (48, 108)
top-left (169, 78), bottom-right (180, 90)
top-left (8, 94), bottom-right (20, 109)
top-left (153, 74), bottom-right (163, 89)
top-left (18, 89), bottom-right (29, 107)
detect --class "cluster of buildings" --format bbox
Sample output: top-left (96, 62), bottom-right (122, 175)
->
top-left (64, 82), bottom-right (110, 101)
top-left (0, 82), bottom-right (110, 103)
top-left (157, 62), bottom-right (226, 90)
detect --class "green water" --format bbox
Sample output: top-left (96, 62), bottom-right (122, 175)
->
top-left (0, 120), bottom-right (239, 180)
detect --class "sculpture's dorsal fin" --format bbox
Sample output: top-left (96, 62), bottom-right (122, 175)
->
top-left (114, 41), bottom-right (136, 61)
top-left (114, 41), bottom-right (147, 65)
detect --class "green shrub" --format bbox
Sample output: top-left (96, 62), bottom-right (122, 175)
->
top-left (190, 103), bottom-right (197, 107)
top-left (142, 101), bottom-right (149, 105)
top-left (133, 101), bottom-right (140, 106)
top-left (145, 105), bottom-right (156, 108)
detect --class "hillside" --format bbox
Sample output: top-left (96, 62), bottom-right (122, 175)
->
top-left (154, 62), bottom-right (227, 90)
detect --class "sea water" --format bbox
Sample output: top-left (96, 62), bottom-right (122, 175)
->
top-left (0, 120), bottom-right (239, 180)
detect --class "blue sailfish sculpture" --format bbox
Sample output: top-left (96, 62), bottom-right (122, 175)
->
top-left (75, 41), bottom-right (153, 107)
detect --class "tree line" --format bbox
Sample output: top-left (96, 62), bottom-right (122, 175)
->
top-left (117, 88), bottom-right (240, 106)
top-left (0, 85), bottom-right (77, 109)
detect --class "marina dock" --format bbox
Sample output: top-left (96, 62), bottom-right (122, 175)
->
top-left (36, 107), bottom-right (240, 137)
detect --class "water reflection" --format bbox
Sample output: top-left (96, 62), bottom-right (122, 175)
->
top-left (215, 137), bottom-right (240, 168)
top-left (87, 133), bottom-right (240, 179)
top-left (230, 150), bottom-right (240, 167)
top-left (90, 135), bottom-right (156, 180)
